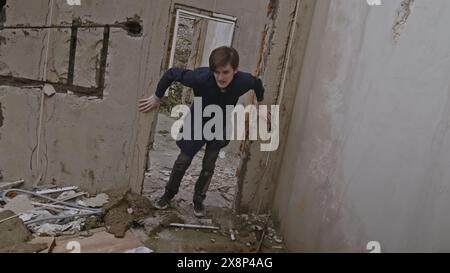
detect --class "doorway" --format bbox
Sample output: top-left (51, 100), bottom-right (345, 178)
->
top-left (143, 8), bottom-right (240, 211)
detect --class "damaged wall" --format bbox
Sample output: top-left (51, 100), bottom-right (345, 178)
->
top-left (236, 0), bottom-right (316, 213)
top-left (274, 0), bottom-right (450, 252)
top-left (0, 0), bottom-right (269, 196)
top-left (0, 0), bottom-right (172, 192)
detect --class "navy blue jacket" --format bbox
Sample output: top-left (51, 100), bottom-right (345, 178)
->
top-left (155, 67), bottom-right (264, 158)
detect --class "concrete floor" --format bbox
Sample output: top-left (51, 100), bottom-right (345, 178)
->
top-left (140, 113), bottom-right (286, 253)
top-left (143, 113), bottom-right (239, 210)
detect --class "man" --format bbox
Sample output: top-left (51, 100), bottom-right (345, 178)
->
top-left (138, 46), bottom-right (265, 217)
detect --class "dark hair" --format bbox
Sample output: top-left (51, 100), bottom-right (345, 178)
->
top-left (209, 46), bottom-right (239, 71)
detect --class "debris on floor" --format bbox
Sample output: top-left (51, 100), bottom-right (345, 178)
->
top-left (0, 178), bottom-right (287, 253)
top-left (0, 210), bottom-right (48, 253)
top-left (0, 183), bottom-right (153, 252)
top-left (50, 228), bottom-right (147, 253)
top-left (102, 188), bottom-right (154, 238)
top-left (124, 246), bottom-right (154, 253)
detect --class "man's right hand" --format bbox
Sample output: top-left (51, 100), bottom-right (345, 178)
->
top-left (138, 95), bottom-right (161, 113)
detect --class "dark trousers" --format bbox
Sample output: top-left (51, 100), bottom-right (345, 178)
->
top-left (165, 143), bottom-right (220, 204)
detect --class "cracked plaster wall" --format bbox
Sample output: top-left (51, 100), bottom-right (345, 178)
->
top-left (0, 0), bottom-right (268, 194)
top-left (274, 0), bottom-right (450, 252)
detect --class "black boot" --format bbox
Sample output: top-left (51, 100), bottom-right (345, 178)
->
top-left (155, 152), bottom-right (192, 210)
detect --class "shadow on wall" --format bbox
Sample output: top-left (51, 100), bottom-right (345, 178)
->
top-left (0, 0), bottom-right (6, 27)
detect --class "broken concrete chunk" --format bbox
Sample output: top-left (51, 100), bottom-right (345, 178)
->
top-left (57, 191), bottom-right (86, 202)
top-left (104, 201), bottom-right (134, 238)
top-left (84, 215), bottom-right (103, 230)
top-left (273, 236), bottom-right (283, 244)
top-left (0, 210), bottom-right (32, 250)
top-left (102, 190), bottom-right (153, 238)
top-left (30, 219), bottom-right (84, 237)
top-left (77, 193), bottom-right (109, 208)
top-left (124, 192), bottom-right (153, 219)
top-left (124, 246), bottom-right (153, 253)
top-left (18, 209), bottom-right (53, 225)
top-left (43, 84), bottom-right (56, 97)
top-left (4, 195), bottom-right (34, 215)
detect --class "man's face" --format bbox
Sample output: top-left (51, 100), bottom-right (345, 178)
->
top-left (213, 64), bottom-right (238, 89)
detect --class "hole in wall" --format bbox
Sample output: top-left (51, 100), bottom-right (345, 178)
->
top-left (123, 20), bottom-right (143, 36)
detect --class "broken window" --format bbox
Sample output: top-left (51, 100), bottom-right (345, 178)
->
top-left (0, 20), bottom-right (110, 98)
top-left (0, 16), bottom-right (143, 98)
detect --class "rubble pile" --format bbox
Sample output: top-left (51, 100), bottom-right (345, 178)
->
top-left (0, 180), bottom-right (287, 253)
top-left (0, 180), bottom-right (154, 252)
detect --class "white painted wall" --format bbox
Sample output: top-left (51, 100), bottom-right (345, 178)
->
top-left (275, 0), bottom-right (450, 252)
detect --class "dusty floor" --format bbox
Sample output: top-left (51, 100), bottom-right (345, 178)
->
top-left (143, 113), bottom-right (239, 210)
top-left (140, 113), bottom-right (287, 253)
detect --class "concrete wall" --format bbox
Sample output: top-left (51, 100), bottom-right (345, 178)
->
top-left (0, 0), bottom-right (172, 193)
top-left (274, 0), bottom-right (450, 252)
top-left (0, 0), bottom-right (268, 194)
top-left (236, 0), bottom-right (317, 213)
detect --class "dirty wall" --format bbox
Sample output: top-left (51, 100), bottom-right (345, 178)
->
top-left (0, 0), bottom-right (268, 194)
top-left (274, 0), bottom-right (450, 252)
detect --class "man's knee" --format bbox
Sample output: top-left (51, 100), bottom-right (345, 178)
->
top-left (200, 169), bottom-right (214, 178)
top-left (174, 152), bottom-right (192, 170)
top-left (202, 155), bottom-right (218, 173)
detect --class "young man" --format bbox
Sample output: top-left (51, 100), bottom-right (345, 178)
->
top-left (138, 46), bottom-right (265, 217)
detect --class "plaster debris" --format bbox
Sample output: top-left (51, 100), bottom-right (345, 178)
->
top-left (77, 193), bottom-right (109, 208)
top-left (102, 189), bottom-right (153, 238)
top-left (124, 246), bottom-right (153, 253)
top-left (57, 191), bottom-right (87, 202)
top-left (30, 219), bottom-right (84, 237)
top-left (43, 84), bottom-right (56, 97)
top-left (4, 195), bottom-right (34, 215)
top-left (0, 210), bottom-right (33, 252)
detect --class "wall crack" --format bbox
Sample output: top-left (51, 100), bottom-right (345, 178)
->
top-left (393, 0), bottom-right (415, 42)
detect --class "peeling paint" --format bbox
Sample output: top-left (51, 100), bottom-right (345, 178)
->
top-left (393, 0), bottom-right (415, 42)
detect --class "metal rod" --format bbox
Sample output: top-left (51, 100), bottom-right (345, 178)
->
top-left (0, 214), bottom-right (20, 225)
top-left (169, 223), bottom-right (220, 230)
